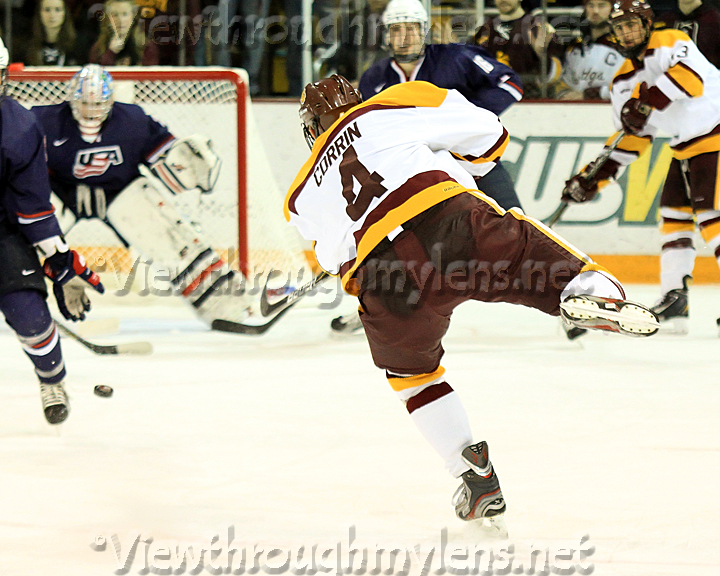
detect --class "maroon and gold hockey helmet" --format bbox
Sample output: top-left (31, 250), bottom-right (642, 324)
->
top-left (609, 0), bottom-right (654, 59)
top-left (299, 75), bottom-right (362, 149)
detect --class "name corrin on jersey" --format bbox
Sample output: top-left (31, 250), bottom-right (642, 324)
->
top-left (313, 122), bottom-right (362, 186)
top-left (73, 145), bottom-right (124, 178)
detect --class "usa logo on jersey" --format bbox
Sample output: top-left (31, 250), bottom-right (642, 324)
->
top-left (73, 146), bottom-right (124, 178)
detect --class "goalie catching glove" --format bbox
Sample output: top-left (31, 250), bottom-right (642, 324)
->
top-left (561, 158), bottom-right (620, 203)
top-left (43, 245), bottom-right (104, 321)
top-left (150, 135), bottom-right (221, 194)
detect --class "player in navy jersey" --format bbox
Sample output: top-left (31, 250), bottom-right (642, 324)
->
top-left (0, 40), bottom-right (104, 424)
top-left (31, 65), bottom-right (253, 328)
top-left (333, 0), bottom-right (525, 333)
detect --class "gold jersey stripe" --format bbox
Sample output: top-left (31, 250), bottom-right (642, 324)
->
top-left (647, 28), bottom-right (692, 50)
top-left (611, 132), bottom-right (652, 155)
top-left (673, 133), bottom-right (720, 160)
top-left (340, 181), bottom-right (466, 290)
top-left (666, 63), bottom-right (704, 98)
top-left (661, 220), bottom-right (696, 234)
top-left (387, 366), bottom-right (446, 392)
top-left (699, 219), bottom-right (720, 243)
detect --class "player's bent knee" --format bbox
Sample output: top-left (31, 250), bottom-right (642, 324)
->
top-left (0, 290), bottom-right (52, 337)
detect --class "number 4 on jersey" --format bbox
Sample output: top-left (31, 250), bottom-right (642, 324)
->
top-left (339, 146), bottom-right (387, 221)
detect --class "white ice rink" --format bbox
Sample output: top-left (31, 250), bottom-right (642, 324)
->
top-left (1, 284), bottom-right (719, 576)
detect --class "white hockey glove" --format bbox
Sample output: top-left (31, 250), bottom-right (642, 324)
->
top-left (151, 135), bottom-right (221, 195)
top-left (40, 239), bottom-right (105, 321)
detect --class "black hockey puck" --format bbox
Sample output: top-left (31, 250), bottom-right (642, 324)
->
top-left (94, 385), bottom-right (114, 398)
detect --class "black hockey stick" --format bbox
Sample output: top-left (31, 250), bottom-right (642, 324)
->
top-left (211, 305), bottom-right (293, 335)
top-left (260, 270), bottom-right (331, 317)
top-left (545, 131), bottom-right (626, 228)
top-left (55, 320), bottom-right (153, 355)
top-left (211, 271), bottom-right (330, 335)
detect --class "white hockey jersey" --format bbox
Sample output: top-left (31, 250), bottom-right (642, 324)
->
top-left (284, 81), bottom-right (508, 289)
top-left (561, 38), bottom-right (624, 100)
top-left (609, 28), bottom-right (720, 166)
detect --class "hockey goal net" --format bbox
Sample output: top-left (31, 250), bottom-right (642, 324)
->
top-left (6, 66), bottom-right (311, 289)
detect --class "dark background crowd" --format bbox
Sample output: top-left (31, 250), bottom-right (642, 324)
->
top-left (0, 0), bottom-right (718, 98)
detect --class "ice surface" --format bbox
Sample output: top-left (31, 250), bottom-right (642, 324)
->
top-left (1, 285), bottom-right (719, 575)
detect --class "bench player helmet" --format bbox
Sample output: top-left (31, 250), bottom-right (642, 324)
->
top-left (382, 0), bottom-right (428, 63)
top-left (300, 74), bottom-right (362, 149)
top-left (0, 36), bottom-right (8, 96)
top-left (69, 64), bottom-right (114, 142)
top-left (609, 0), bottom-right (654, 59)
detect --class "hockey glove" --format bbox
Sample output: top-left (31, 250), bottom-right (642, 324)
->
top-left (620, 82), bottom-right (670, 135)
top-left (44, 249), bottom-right (105, 321)
top-left (561, 158), bottom-right (620, 203)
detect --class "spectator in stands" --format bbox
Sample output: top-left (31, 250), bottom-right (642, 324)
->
top-left (324, 0), bottom-right (390, 85)
top-left (89, 0), bottom-right (159, 65)
top-left (474, 0), bottom-right (565, 98)
top-left (24, 0), bottom-right (78, 66)
top-left (655, 0), bottom-right (720, 68)
top-left (555, 0), bottom-right (624, 100)
top-left (238, 0), bottom-right (303, 96)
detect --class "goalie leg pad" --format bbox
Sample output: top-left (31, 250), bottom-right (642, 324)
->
top-left (106, 177), bottom-right (252, 324)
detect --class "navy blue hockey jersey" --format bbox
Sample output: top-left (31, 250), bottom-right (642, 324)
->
top-left (359, 44), bottom-right (523, 116)
top-left (31, 102), bottom-right (175, 210)
top-left (0, 97), bottom-right (62, 244)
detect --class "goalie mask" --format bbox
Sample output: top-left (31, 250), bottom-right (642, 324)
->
top-left (382, 0), bottom-right (428, 64)
top-left (69, 64), bottom-right (114, 142)
top-left (299, 75), bottom-right (362, 150)
top-left (609, 0), bottom-right (653, 60)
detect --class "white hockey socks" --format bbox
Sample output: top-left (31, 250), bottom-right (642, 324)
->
top-left (388, 368), bottom-right (473, 478)
top-left (660, 207), bottom-right (696, 295)
top-left (561, 269), bottom-right (624, 301)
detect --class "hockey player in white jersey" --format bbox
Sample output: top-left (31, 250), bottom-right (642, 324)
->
top-left (562, 0), bottom-right (720, 334)
top-left (556, 0), bottom-right (625, 100)
top-left (31, 65), bottom-right (253, 328)
top-left (288, 75), bottom-right (659, 528)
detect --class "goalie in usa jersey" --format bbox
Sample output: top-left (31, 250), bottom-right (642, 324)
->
top-left (0, 39), bottom-right (104, 425)
top-left (31, 64), bottom-right (253, 329)
top-left (561, 0), bottom-right (720, 334)
top-left (288, 75), bottom-right (660, 529)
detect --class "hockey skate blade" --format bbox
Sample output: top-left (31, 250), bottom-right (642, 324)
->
top-left (560, 297), bottom-right (660, 337)
top-left (452, 514), bottom-right (509, 541)
top-left (658, 317), bottom-right (689, 335)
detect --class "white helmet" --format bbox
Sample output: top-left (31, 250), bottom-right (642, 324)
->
top-left (382, 0), bottom-right (429, 34)
top-left (382, 0), bottom-right (429, 63)
top-left (0, 36), bottom-right (9, 95)
top-left (69, 64), bottom-right (114, 142)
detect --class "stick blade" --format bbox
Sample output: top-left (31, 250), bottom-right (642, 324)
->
top-left (114, 341), bottom-right (154, 355)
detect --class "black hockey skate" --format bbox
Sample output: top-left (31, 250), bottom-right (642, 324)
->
top-left (453, 441), bottom-right (506, 523)
top-left (561, 317), bottom-right (587, 341)
top-left (330, 310), bottom-right (363, 334)
top-left (40, 382), bottom-right (69, 424)
top-left (651, 276), bottom-right (690, 335)
top-left (560, 295), bottom-right (660, 337)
